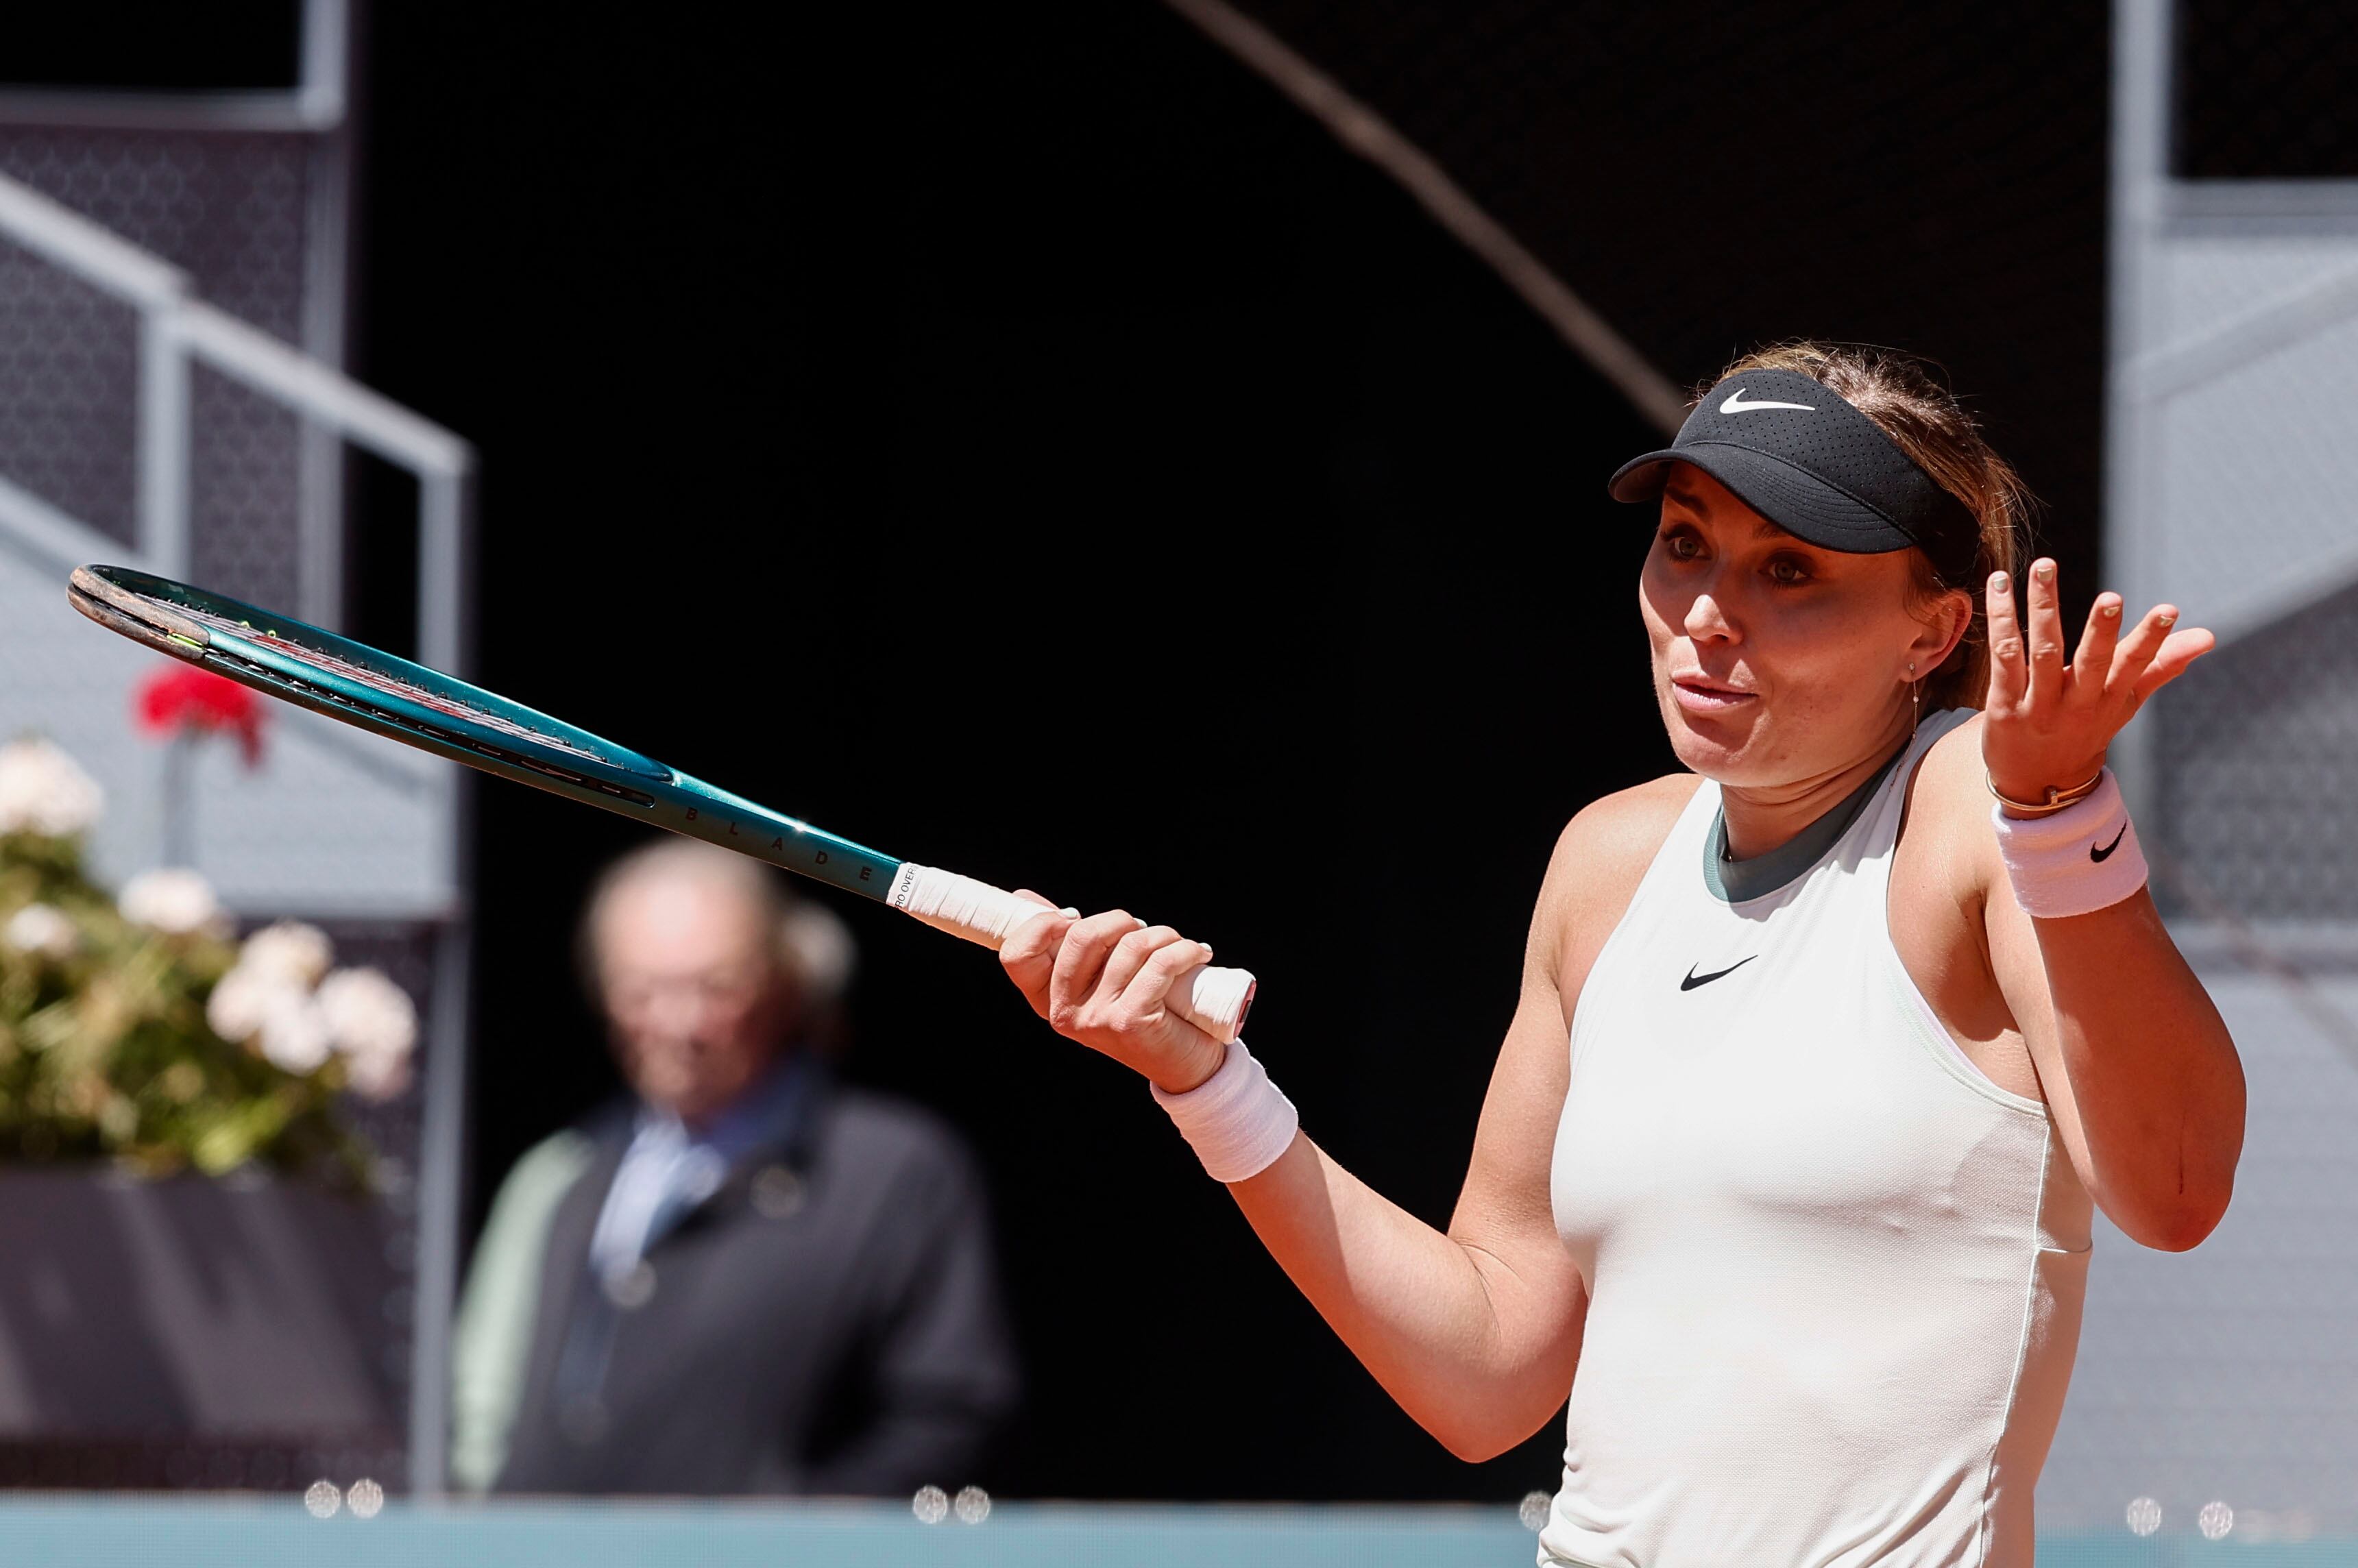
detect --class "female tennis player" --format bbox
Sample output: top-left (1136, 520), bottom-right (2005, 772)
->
top-left (999, 343), bottom-right (2244, 1567)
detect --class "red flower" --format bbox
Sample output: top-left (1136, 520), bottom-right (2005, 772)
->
top-left (134, 664), bottom-right (267, 767)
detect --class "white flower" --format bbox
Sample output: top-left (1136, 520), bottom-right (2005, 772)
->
top-left (1, 903), bottom-right (77, 959)
top-left (0, 737), bottom-right (103, 837)
top-left (119, 868), bottom-right (226, 935)
top-left (319, 967), bottom-right (417, 1101)
top-left (256, 989), bottom-right (333, 1075)
top-left (238, 921), bottom-right (334, 988)
top-left (206, 963), bottom-right (293, 1043)
top-left (342, 1044), bottom-right (412, 1102)
top-left (319, 967), bottom-right (417, 1060)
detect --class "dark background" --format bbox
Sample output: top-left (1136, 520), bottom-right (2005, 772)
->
top-left (339, 1), bottom-right (2117, 1502)
top-left (2176, 0), bottom-right (2358, 179)
top-left (356, 1), bottom-right (1667, 1500)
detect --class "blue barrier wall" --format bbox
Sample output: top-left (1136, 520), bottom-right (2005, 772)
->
top-left (0, 1499), bottom-right (2348, 1568)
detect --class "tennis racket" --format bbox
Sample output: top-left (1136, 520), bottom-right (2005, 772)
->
top-left (67, 564), bottom-right (1256, 1042)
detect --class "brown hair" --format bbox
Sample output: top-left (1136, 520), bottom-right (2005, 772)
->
top-left (1709, 342), bottom-right (2030, 711)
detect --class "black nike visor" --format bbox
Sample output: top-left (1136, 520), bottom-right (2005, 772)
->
top-left (1609, 367), bottom-right (1982, 587)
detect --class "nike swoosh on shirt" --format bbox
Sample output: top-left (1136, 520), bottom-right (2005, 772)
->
top-left (1720, 388), bottom-right (1818, 414)
top-left (1679, 956), bottom-right (1758, 991)
top-left (2091, 824), bottom-right (2127, 863)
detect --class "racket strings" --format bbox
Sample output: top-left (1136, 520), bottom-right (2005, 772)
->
top-left (193, 633), bottom-right (659, 809)
top-left (160, 596), bottom-right (614, 765)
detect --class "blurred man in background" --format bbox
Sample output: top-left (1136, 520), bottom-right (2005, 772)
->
top-left (451, 840), bottom-right (1017, 1495)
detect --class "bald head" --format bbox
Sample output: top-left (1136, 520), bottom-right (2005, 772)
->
top-left (583, 842), bottom-right (828, 1125)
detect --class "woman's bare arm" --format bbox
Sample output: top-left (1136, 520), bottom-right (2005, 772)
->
top-left (1990, 883), bottom-right (2242, 1249)
top-left (997, 778), bottom-right (1692, 1459)
top-left (1217, 987), bottom-right (1581, 1459)
top-left (1966, 562), bottom-right (2244, 1249)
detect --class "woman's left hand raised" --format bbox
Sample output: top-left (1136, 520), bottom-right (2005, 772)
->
top-left (1982, 557), bottom-right (2215, 807)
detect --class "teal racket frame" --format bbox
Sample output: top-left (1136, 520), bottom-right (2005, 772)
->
top-left (68, 564), bottom-right (902, 903)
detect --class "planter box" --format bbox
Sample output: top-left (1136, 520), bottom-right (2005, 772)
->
top-left (0, 1168), bottom-right (406, 1489)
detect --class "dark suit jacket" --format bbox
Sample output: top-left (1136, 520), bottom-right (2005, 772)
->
top-left (491, 1070), bottom-right (1017, 1495)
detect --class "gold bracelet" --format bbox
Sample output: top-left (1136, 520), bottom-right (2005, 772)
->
top-left (1986, 768), bottom-right (2106, 818)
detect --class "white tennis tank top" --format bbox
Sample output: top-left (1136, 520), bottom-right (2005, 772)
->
top-left (1543, 709), bottom-right (2091, 1568)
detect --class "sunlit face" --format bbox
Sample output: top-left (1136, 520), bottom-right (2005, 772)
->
top-left (593, 872), bottom-right (799, 1125)
top-left (1640, 465), bottom-right (1964, 789)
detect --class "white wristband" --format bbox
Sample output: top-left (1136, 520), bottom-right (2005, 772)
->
top-left (1991, 768), bottom-right (2148, 919)
top-left (1150, 1040), bottom-right (1298, 1183)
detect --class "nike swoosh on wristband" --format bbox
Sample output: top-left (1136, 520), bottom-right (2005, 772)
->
top-left (1720, 388), bottom-right (1818, 414)
top-left (2091, 824), bottom-right (2128, 863)
top-left (1679, 956), bottom-right (1758, 991)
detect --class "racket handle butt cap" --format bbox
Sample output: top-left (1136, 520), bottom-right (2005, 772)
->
top-left (1182, 965), bottom-right (1255, 1044)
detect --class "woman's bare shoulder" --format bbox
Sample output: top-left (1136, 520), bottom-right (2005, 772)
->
top-left (1551, 774), bottom-right (1704, 877)
top-left (1910, 713), bottom-right (2000, 839)
top-left (1899, 711), bottom-right (2005, 893)
top-left (1916, 710), bottom-right (1988, 798)
top-left (1532, 774), bottom-right (1702, 972)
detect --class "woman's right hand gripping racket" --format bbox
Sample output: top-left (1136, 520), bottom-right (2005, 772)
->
top-left (886, 864), bottom-right (1254, 1045)
top-left (990, 899), bottom-right (1237, 1095)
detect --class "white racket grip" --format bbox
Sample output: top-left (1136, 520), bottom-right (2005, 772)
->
top-left (886, 862), bottom-right (1256, 1044)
